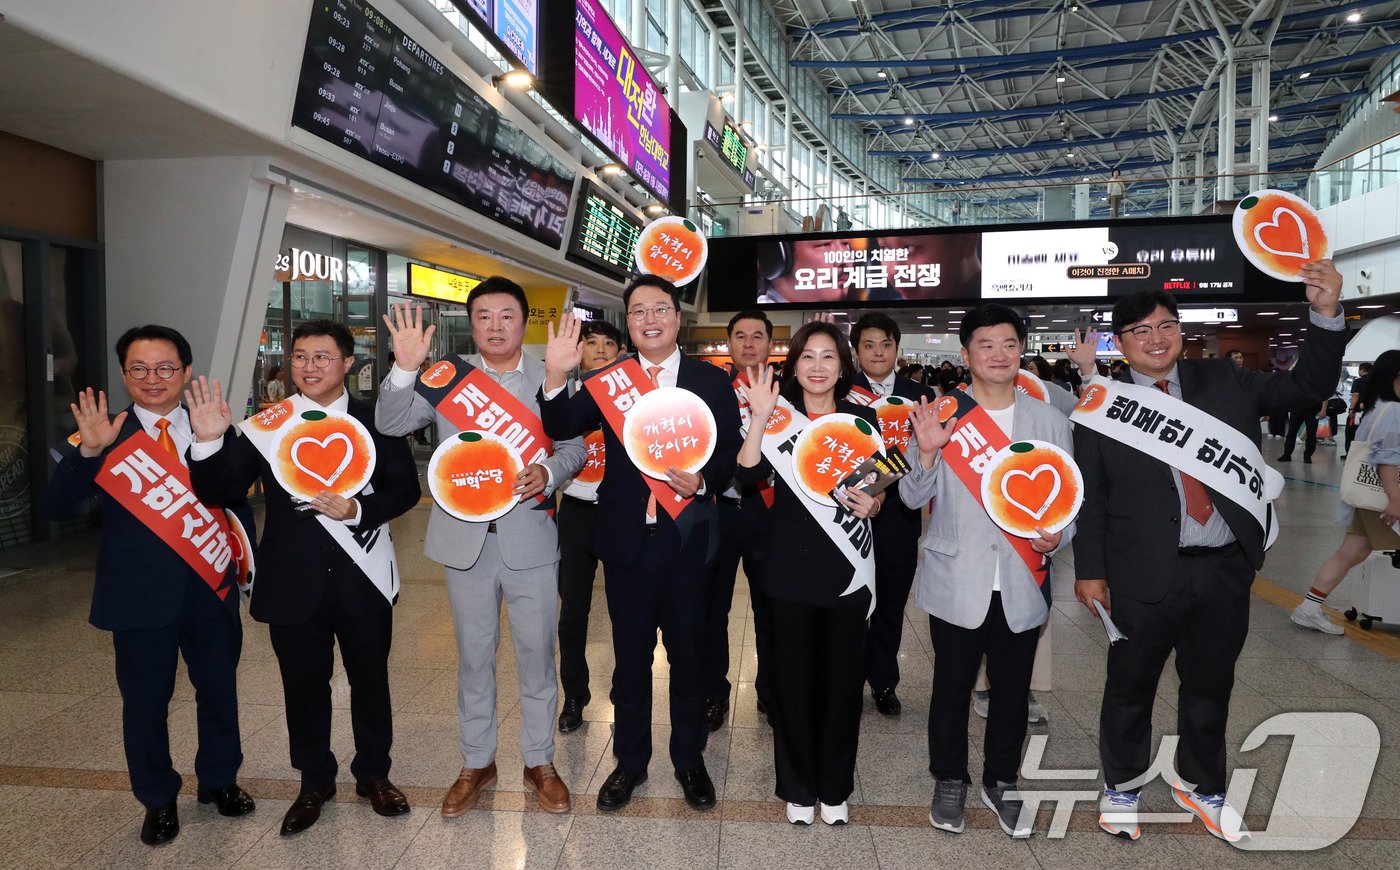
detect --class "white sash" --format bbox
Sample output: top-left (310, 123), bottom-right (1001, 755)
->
top-left (238, 394), bottom-right (400, 603)
top-left (746, 397), bottom-right (875, 615)
top-left (1070, 376), bottom-right (1283, 548)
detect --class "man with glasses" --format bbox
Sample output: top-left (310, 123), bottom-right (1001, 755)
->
top-left (187, 319), bottom-right (420, 836)
top-left (1068, 263), bottom-right (1345, 844)
top-left (540, 276), bottom-right (741, 813)
top-left (376, 278), bottom-right (586, 818)
top-left (46, 325), bottom-right (255, 846)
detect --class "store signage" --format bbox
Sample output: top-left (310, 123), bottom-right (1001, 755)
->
top-left (702, 121), bottom-right (754, 190)
top-left (566, 180), bottom-right (645, 279)
top-left (408, 263), bottom-right (482, 304)
top-left (574, 0), bottom-right (671, 200)
top-left (275, 248), bottom-right (346, 283)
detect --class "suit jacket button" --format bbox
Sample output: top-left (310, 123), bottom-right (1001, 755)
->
top-left (991, 545), bottom-right (999, 551)
top-left (1171, 517), bottom-right (1179, 524)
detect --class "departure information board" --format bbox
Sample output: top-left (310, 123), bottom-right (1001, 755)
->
top-left (566, 181), bottom-right (645, 279)
top-left (703, 121), bottom-right (754, 190)
top-left (292, 0), bottom-right (575, 249)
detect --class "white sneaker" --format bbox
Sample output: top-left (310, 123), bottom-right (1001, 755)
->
top-left (1291, 605), bottom-right (1344, 635)
top-left (1027, 691), bottom-right (1049, 724)
top-left (1098, 788), bottom-right (1141, 840)
top-left (1171, 785), bottom-right (1249, 843)
top-left (819, 801), bottom-right (849, 825)
top-left (972, 690), bottom-right (989, 718)
top-left (786, 802), bottom-right (814, 825)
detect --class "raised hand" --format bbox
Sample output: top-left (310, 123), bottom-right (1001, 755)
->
top-left (71, 388), bottom-right (128, 458)
top-left (1301, 259), bottom-right (1342, 317)
top-left (907, 396), bottom-right (957, 465)
top-left (1069, 328), bottom-right (1102, 377)
top-left (184, 376), bottom-right (232, 443)
top-left (382, 302), bottom-right (436, 372)
top-left (543, 313), bottom-right (584, 390)
top-left (740, 364), bottom-right (782, 428)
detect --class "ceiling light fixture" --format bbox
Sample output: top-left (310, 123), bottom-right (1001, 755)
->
top-left (1268, 114), bottom-right (1279, 122)
top-left (930, 151), bottom-right (941, 159)
top-left (1299, 71), bottom-right (1311, 79)
top-left (491, 69), bottom-right (535, 89)
top-left (904, 116), bottom-right (915, 126)
top-left (1056, 75), bottom-right (1066, 83)
top-left (877, 70), bottom-right (887, 78)
top-left (1347, 11), bottom-right (1361, 22)
top-left (598, 162), bottom-right (623, 176)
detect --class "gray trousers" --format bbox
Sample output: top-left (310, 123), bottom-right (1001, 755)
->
top-left (446, 534), bottom-right (559, 769)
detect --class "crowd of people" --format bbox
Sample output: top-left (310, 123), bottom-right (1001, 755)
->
top-left (53, 256), bottom-right (1398, 851)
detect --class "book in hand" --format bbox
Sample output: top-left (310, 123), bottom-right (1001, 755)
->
top-left (829, 445), bottom-right (911, 514)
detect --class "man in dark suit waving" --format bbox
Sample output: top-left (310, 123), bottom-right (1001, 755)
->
top-left (1071, 260), bottom-right (1345, 844)
top-left (850, 312), bottom-right (935, 716)
top-left (187, 320), bottom-right (420, 836)
top-left (46, 325), bottom-right (255, 846)
top-left (539, 276), bottom-right (741, 812)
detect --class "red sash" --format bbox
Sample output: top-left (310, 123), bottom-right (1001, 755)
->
top-left (415, 354), bottom-right (555, 514)
top-left (97, 431), bottom-right (235, 600)
top-left (846, 384), bottom-right (878, 407)
top-left (938, 393), bottom-right (1049, 586)
top-left (729, 368), bottom-right (775, 509)
top-left (585, 357), bottom-right (694, 520)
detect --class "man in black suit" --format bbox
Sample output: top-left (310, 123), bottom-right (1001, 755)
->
top-left (45, 325), bottom-right (255, 846)
top-left (539, 276), bottom-right (741, 812)
top-left (187, 320), bottom-right (420, 836)
top-left (1071, 261), bottom-right (1345, 844)
top-left (703, 310), bottom-right (777, 730)
top-left (850, 312), bottom-right (935, 716)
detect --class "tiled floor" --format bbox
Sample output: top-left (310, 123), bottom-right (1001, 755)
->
top-left (1, 438), bottom-right (1398, 867)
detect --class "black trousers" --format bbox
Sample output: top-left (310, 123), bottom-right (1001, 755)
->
top-left (603, 532), bottom-right (709, 773)
top-left (865, 531), bottom-right (918, 692)
top-left (112, 573), bottom-right (243, 809)
top-left (927, 594), bottom-right (1039, 788)
top-left (1100, 546), bottom-right (1252, 795)
top-left (1267, 414), bottom-right (1287, 437)
top-left (704, 500), bottom-right (773, 706)
top-left (557, 495), bottom-right (600, 703)
top-left (268, 577), bottom-right (394, 791)
top-left (769, 592), bottom-right (868, 806)
top-left (1281, 410), bottom-right (1318, 459)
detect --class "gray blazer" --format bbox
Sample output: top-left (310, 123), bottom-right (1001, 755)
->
top-left (375, 354), bottom-right (586, 571)
top-left (898, 390), bottom-right (1076, 633)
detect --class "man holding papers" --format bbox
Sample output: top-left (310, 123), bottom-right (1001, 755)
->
top-left (1069, 260), bottom-right (1345, 844)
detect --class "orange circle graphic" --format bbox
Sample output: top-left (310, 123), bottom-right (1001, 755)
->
top-left (575, 430), bottom-right (607, 486)
top-left (1233, 189), bottom-right (1329, 282)
top-left (979, 441), bottom-right (1083, 537)
top-left (622, 387), bottom-right (717, 479)
top-left (791, 415), bottom-right (883, 506)
top-left (225, 511), bottom-right (255, 589)
top-left (763, 403), bottom-right (796, 437)
top-left (420, 360), bottom-right (457, 389)
top-left (1076, 383), bottom-right (1108, 413)
top-left (936, 396), bottom-right (959, 423)
top-left (1015, 370), bottom-right (1048, 402)
top-left (635, 217), bottom-right (708, 286)
top-left (247, 399), bottom-right (295, 433)
top-left (429, 433), bottom-right (522, 522)
top-left (874, 398), bottom-right (914, 452)
top-left (271, 415), bottom-right (375, 500)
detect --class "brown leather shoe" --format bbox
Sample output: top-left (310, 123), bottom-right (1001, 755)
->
top-left (441, 763), bottom-right (497, 818)
top-left (355, 779), bottom-right (410, 817)
top-left (523, 763), bottom-right (571, 813)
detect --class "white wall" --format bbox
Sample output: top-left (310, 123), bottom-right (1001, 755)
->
top-left (1322, 183), bottom-right (1400, 302)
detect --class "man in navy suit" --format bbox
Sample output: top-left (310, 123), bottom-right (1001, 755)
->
top-left (850, 312), bottom-right (936, 717)
top-left (187, 320), bottom-right (421, 836)
top-left (539, 276), bottom-right (741, 812)
top-left (45, 325), bottom-right (255, 847)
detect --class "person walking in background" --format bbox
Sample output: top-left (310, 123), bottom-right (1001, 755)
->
top-left (1108, 169), bottom-right (1125, 218)
top-left (1346, 362), bottom-right (1374, 457)
top-left (262, 364), bottom-right (285, 406)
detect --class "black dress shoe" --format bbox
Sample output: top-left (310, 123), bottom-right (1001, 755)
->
top-left (595, 768), bottom-right (647, 812)
top-left (280, 785), bottom-right (336, 836)
top-left (140, 802), bottom-right (179, 846)
top-left (873, 686), bottom-right (902, 717)
top-left (197, 783), bottom-right (256, 817)
top-left (756, 698), bottom-right (768, 719)
top-left (675, 767), bottom-right (716, 811)
top-left (558, 697), bottom-right (586, 733)
top-left (356, 779), bottom-right (410, 816)
top-left (704, 698), bottom-right (729, 733)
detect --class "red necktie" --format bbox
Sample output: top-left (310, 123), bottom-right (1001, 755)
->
top-left (154, 418), bottom-right (180, 461)
top-left (646, 365), bottom-right (664, 521)
top-left (1154, 379), bottom-right (1214, 524)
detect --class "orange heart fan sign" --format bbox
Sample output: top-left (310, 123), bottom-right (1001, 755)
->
top-left (428, 431), bottom-right (524, 523)
top-left (979, 440), bottom-right (1083, 538)
top-left (1233, 189), bottom-right (1328, 282)
top-left (269, 409), bottom-right (376, 502)
top-left (622, 386), bottom-right (718, 480)
top-left (790, 414), bottom-right (884, 507)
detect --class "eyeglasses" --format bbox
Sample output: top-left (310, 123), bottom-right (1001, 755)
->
top-left (627, 305), bottom-right (674, 322)
top-left (290, 353), bottom-right (344, 369)
top-left (1118, 319), bottom-right (1180, 341)
top-left (123, 364), bottom-right (182, 380)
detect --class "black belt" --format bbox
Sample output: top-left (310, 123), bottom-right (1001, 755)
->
top-left (1177, 544), bottom-right (1232, 556)
top-left (718, 495), bottom-right (743, 508)
top-left (645, 523), bottom-right (660, 535)
top-left (562, 494), bottom-right (597, 507)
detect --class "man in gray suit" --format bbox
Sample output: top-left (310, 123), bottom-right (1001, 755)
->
top-left (898, 303), bottom-right (1075, 839)
top-left (377, 278), bottom-right (585, 817)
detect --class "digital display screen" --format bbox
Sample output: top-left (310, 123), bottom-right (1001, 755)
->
top-left (448, 0), bottom-right (538, 74)
top-left (292, 0), bottom-right (575, 249)
top-left (731, 217), bottom-right (1252, 308)
top-left (574, 0), bottom-right (671, 200)
top-left (565, 180), bottom-right (645, 279)
top-left (703, 121), bottom-right (754, 190)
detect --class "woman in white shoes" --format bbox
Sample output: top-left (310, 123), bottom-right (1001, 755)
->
top-left (736, 322), bottom-right (883, 828)
top-left (1293, 350), bottom-right (1400, 634)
